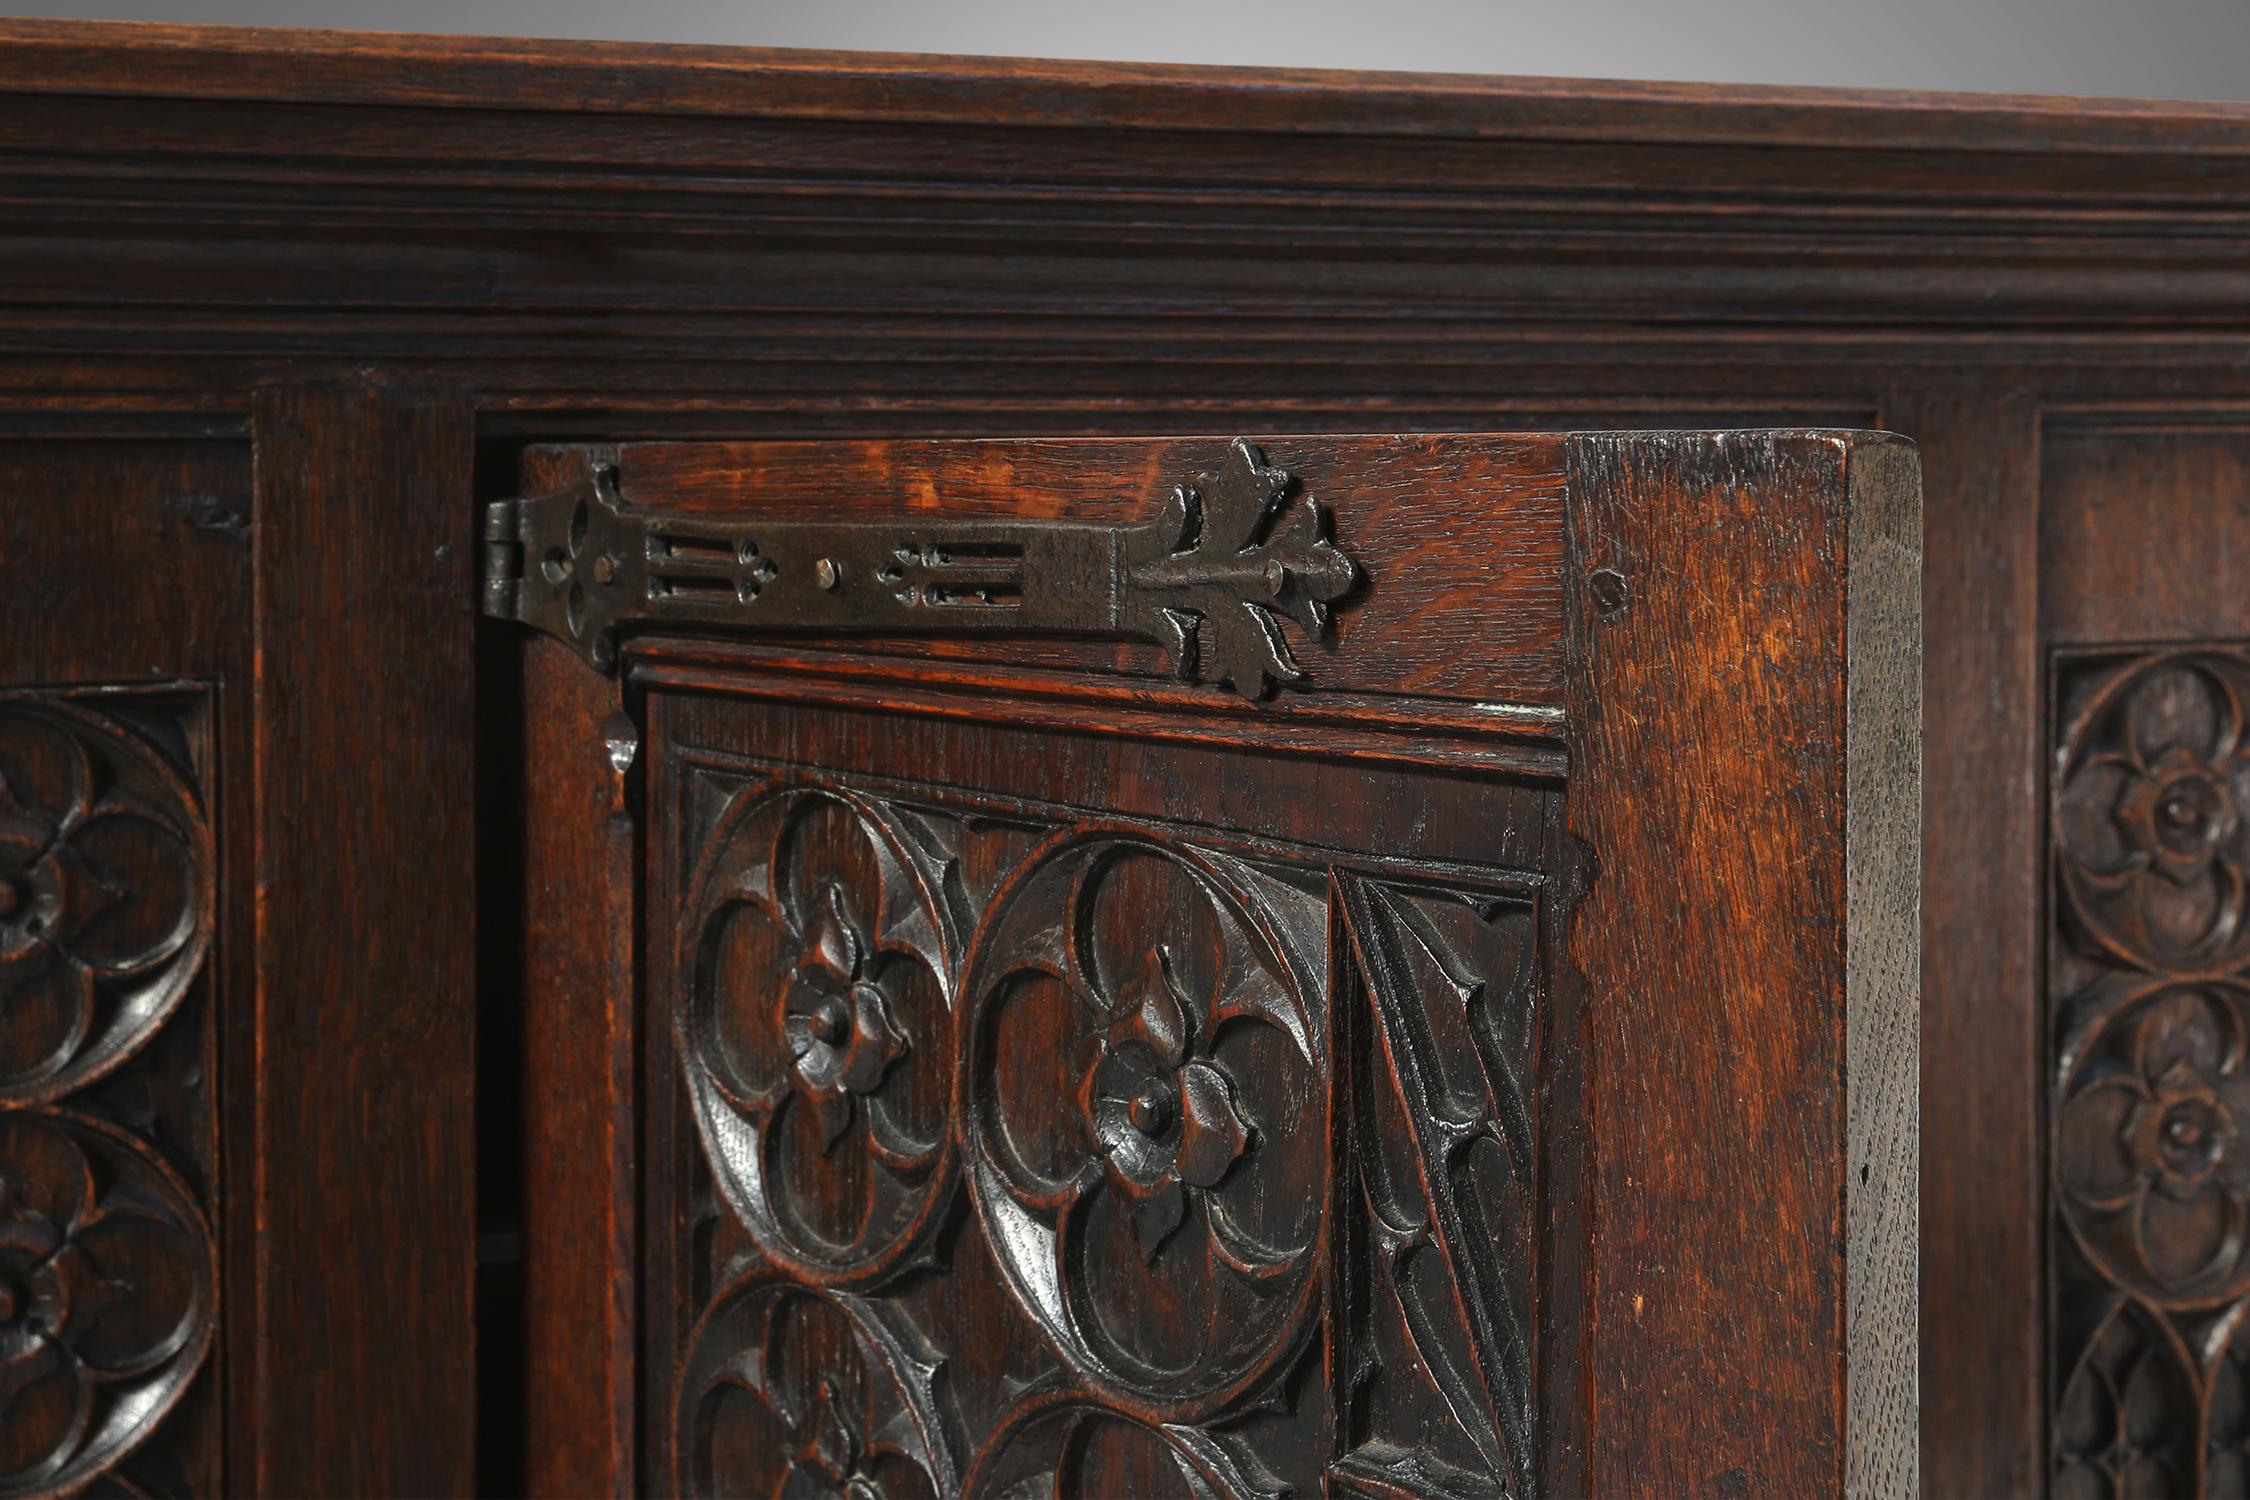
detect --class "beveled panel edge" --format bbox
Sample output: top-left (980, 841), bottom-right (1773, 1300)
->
top-left (629, 642), bottom-right (1569, 779)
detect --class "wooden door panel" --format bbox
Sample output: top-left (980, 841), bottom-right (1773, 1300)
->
top-left (646, 695), bottom-right (1559, 1498)
top-left (0, 439), bottom-right (247, 1498)
top-left (507, 429), bottom-right (1921, 1498)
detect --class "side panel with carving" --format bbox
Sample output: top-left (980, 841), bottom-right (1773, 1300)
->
top-left (645, 691), bottom-right (1563, 1498)
top-left (2041, 424), bottom-right (2250, 1498)
top-left (0, 438), bottom-right (250, 1499)
top-left (0, 691), bottom-right (219, 1498)
top-left (2051, 647), bottom-right (2250, 1496)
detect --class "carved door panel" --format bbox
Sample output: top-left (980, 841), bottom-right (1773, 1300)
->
top-left (0, 440), bottom-right (246, 1498)
top-left (503, 431), bottom-right (1921, 1498)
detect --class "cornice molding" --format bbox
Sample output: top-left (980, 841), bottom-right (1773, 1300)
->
top-left (0, 18), bottom-right (2247, 156)
top-left (0, 24), bottom-right (2247, 360)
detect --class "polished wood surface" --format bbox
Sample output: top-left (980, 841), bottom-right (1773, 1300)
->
top-left (0, 441), bottom-right (246, 1496)
top-left (0, 18), bottom-right (2240, 1494)
top-left (243, 386), bottom-right (481, 1494)
top-left (532, 430), bottom-right (1911, 1497)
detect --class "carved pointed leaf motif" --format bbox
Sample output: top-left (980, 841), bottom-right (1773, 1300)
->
top-left (2052, 1295), bottom-right (2200, 1498)
top-left (668, 759), bottom-right (1549, 1499)
top-left (1335, 874), bottom-right (1539, 1497)
top-left (1123, 440), bottom-right (1359, 700)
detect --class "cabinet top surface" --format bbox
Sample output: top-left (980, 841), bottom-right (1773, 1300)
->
top-left (2, 16), bottom-right (2248, 153)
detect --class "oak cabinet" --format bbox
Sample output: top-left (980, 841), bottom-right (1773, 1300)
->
top-left (2, 17), bottom-right (2247, 1496)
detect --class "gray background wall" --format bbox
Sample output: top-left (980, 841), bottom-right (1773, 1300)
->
top-left (15, 0), bottom-right (2250, 100)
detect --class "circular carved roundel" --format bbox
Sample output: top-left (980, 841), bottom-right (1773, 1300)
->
top-left (0, 1108), bottom-right (216, 1499)
top-left (2057, 979), bottom-right (2250, 1309)
top-left (0, 701), bottom-right (212, 1105)
top-left (673, 1271), bottom-right (952, 1500)
top-left (2055, 651), bottom-right (2250, 972)
top-left (681, 782), bottom-right (959, 1287)
top-left (959, 834), bottom-right (1325, 1422)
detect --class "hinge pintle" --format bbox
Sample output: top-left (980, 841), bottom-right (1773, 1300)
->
top-left (481, 498), bottom-right (523, 622)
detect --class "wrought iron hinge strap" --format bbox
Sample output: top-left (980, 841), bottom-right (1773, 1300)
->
top-left (481, 438), bottom-right (1360, 700)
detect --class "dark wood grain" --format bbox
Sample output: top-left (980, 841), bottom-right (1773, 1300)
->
top-left (1560, 430), bottom-right (1917, 1495)
top-left (0, 16), bottom-right (2247, 153)
top-left (0, 438), bottom-right (249, 1497)
top-left (1886, 385), bottom-right (2048, 1499)
top-left (515, 445), bottom-right (640, 1499)
top-left (2041, 425), bottom-right (2250, 647)
top-left (0, 17), bottom-right (2241, 1489)
top-left (248, 384), bottom-right (478, 1497)
top-left (504, 429), bottom-right (1921, 1497)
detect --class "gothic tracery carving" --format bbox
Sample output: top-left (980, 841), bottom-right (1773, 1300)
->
top-left (2053, 647), bottom-right (2250, 1497)
top-left (0, 695), bottom-right (216, 1499)
top-left (673, 766), bottom-right (1543, 1497)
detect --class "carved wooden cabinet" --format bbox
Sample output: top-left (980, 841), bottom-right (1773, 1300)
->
top-left (0, 411), bottom-right (1921, 1495)
top-left (3, 17), bottom-right (2249, 1498)
top-left (495, 431), bottom-right (1918, 1499)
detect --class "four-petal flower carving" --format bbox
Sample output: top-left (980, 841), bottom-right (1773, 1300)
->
top-left (783, 884), bottom-right (911, 1156)
top-left (685, 788), bottom-right (954, 1283)
top-left (2061, 989), bottom-right (2250, 1299)
top-left (1081, 945), bottom-right (1253, 1262)
top-left (0, 1169), bottom-right (131, 1431)
top-left (0, 1113), bottom-right (212, 1493)
top-left (2049, 653), bottom-right (2250, 1489)
top-left (2059, 655), bottom-right (2250, 966)
top-left (2120, 743), bottom-right (2243, 888)
top-left (963, 842), bottom-right (1325, 1412)
top-left (677, 1277), bottom-right (948, 1500)
top-left (0, 705), bottom-right (204, 1098)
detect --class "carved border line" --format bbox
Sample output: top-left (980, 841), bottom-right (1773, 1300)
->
top-left (634, 645), bottom-right (1568, 780)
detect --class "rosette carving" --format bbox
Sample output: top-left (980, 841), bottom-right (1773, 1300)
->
top-left (682, 782), bottom-right (960, 1285)
top-left (0, 1110), bottom-right (214, 1499)
top-left (2059, 983), bottom-right (2250, 1306)
top-left (0, 703), bottom-right (210, 1104)
top-left (2050, 646), bottom-right (2250, 1496)
top-left (675, 1272), bottom-right (955, 1500)
top-left (959, 835), bottom-right (1326, 1419)
top-left (2057, 651), bottom-right (2250, 972)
